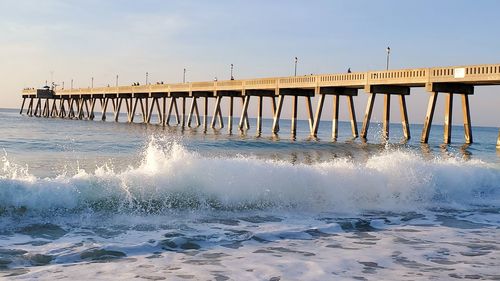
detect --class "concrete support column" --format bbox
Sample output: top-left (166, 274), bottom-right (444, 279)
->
top-left (443, 93), bottom-right (453, 144)
top-left (124, 98), bottom-right (131, 122)
top-left (360, 93), bottom-right (376, 139)
top-left (291, 95), bottom-right (298, 136)
top-left (20, 98), bottom-right (26, 114)
top-left (187, 97), bottom-right (196, 127)
top-left (242, 97), bottom-right (250, 130)
top-left (382, 94), bottom-right (391, 140)
top-left (131, 98), bottom-right (139, 123)
top-left (89, 98), bottom-right (96, 120)
top-left (101, 98), bottom-right (109, 121)
top-left (203, 96), bottom-right (208, 131)
top-left (228, 96), bottom-right (234, 134)
top-left (27, 98), bottom-right (34, 116)
top-left (257, 96), bottom-right (263, 135)
top-left (138, 98), bottom-right (145, 122)
top-left (84, 99), bottom-right (90, 119)
top-left (77, 98), bottom-right (84, 119)
top-left (166, 98), bottom-right (175, 125)
top-left (114, 98), bottom-right (122, 122)
top-left (239, 96), bottom-right (250, 130)
top-left (181, 97), bottom-right (186, 127)
top-left (305, 96), bottom-right (314, 135)
top-left (421, 92), bottom-right (438, 143)
top-left (271, 96), bottom-right (278, 132)
top-left (51, 99), bottom-right (59, 117)
top-left (59, 99), bottom-right (66, 118)
top-left (194, 98), bottom-right (200, 127)
top-left (124, 98), bottom-right (130, 121)
top-left (146, 98), bottom-right (155, 124)
top-left (42, 99), bottom-right (49, 117)
top-left (144, 98), bottom-right (149, 123)
top-left (332, 95), bottom-right (339, 139)
top-left (211, 96), bottom-right (222, 129)
top-left (312, 94), bottom-right (325, 136)
top-left (272, 95), bottom-right (284, 134)
top-left (347, 95), bottom-right (358, 138)
top-left (34, 98), bottom-right (41, 117)
top-left (173, 98), bottom-right (180, 124)
top-left (399, 95), bottom-right (410, 139)
top-left (162, 97), bottom-right (167, 126)
top-left (461, 94), bottom-right (473, 144)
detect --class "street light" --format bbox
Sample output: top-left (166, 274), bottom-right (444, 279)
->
top-left (91, 77), bottom-right (94, 88)
top-left (183, 68), bottom-right (186, 83)
top-left (71, 79), bottom-right (73, 90)
top-left (116, 75), bottom-right (119, 87)
top-left (386, 47), bottom-right (391, 70)
top-left (146, 72), bottom-right (149, 85)
top-left (62, 81), bottom-right (64, 90)
top-left (294, 57), bottom-right (298, 76)
top-left (230, 64), bottom-right (234, 80)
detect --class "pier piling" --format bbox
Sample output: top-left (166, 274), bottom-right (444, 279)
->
top-left (361, 85), bottom-right (410, 140)
top-left (211, 96), bottom-right (223, 129)
top-left (257, 96), bottom-right (263, 134)
top-left (313, 87), bottom-right (358, 139)
top-left (272, 95), bottom-right (284, 134)
top-left (203, 96), bottom-right (209, 130)
top-left (240, 90), bottom-right (275, 134)
top-left (228, 96), bottom-right (234, 134)
top-left (272, 89), bottom-right (314, 136)
top-left (20, 97), bottom-right (26, 115)
top-left (421, 83), bottom-right (474, 144)
top-left (444, 93), bottom-right (453, 144)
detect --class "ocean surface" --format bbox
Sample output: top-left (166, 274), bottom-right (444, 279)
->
top-left (0, 107), bottom-right (499, 280)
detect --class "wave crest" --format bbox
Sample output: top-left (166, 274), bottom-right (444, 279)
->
top-left (1, 138), bottom-right (499, 214)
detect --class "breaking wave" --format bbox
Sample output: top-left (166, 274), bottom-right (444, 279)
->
top-left (1, 138), bottom-right (499, 215)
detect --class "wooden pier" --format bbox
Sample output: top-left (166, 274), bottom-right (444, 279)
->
top-left (20, 63), bottom-right (500, 144)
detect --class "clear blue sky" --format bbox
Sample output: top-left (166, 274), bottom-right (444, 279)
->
top-left (1, 0), bottom-right (499, 125)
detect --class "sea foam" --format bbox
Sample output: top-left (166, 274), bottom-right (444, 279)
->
top-left (1, 138), bottom-right (499, 214)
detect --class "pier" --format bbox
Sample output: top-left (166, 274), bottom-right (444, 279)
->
top-left (20, 63), bottom-right (500, 144)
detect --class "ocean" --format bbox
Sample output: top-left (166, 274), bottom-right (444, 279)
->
top-left (0, 107), bottom-right (499, 280)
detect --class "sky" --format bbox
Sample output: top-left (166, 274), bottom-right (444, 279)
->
top-left (1, 0), bottom-right (500, 126)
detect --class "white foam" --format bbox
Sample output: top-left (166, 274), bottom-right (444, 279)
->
top-left (1, 137), bottom-right (499, 213)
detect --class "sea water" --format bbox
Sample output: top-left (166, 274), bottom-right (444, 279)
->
top-left (0, 108), bottom-right (499, 280)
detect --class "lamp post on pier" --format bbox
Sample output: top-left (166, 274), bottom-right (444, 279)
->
top-left (230, 64), bottom-right (234, 80)
top-left (386, 47), bottom-right (391, 70)
top-left (91, 77), bottom-right (94, 88)
top-left (116, 75), bottom-right (119, 87)
top-left (71, 79), bottom-right (73, 90)
top-left (183, 68), bottom-right (186, 83)
top-left (146, 72), bottom-right (149, 85)
top-left (294, 57), bottom-right (298, 76)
